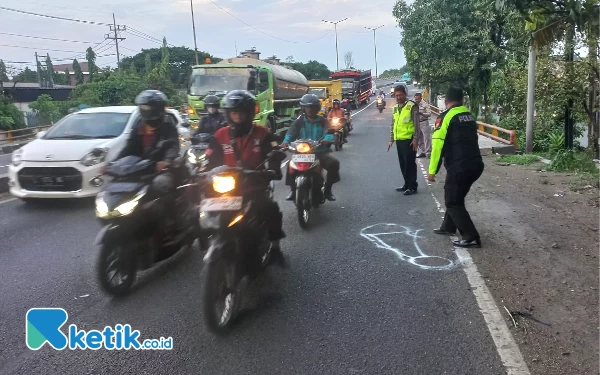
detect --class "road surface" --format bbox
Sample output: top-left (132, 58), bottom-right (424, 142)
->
top-left (0, 152), bottom-right (11, 175)
top-left (0, 87), bottom-right (507, 374)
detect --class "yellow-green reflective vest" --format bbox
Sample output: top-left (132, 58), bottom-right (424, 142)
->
top-left (392, 101), bottom-right (415, 140)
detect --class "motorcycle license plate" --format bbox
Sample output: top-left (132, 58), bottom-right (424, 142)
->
top-left (291, 154), bottom-right (315, 163)
top-left (200, 196), bottom-right (243, 212)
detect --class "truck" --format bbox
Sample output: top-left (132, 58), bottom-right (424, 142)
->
top-left (308, 79), bottom-right (342, 116)
top-left (187, 57), bottom-right (309, 137)
top-left (330, 69), bottom-right (372, 109)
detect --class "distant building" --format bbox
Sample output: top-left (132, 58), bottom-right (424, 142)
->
top-left (52, 62), bottom-right (103, 85)
top-left (1, 82), bottom-right (74, 116)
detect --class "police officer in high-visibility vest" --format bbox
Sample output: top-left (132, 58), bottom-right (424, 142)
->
top-left (428, 88), bottom-right (484, 248)
top-left (387, 84), bottom-right (420, 195)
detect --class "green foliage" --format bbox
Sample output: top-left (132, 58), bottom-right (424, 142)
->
top-left (86, 47), bottom-right (98, 83)
top-left (283, 60), bottom-right (331, 80)
top-left (547, 149), bottom-right (600, 178)
top-left (0, 60), bottom-right (8, 82)
top-left (70, 71), bottom-right (147, 106)
top-left (72, 59), bottom-right (84, 85)
top-left (548, 132), bottom-right (565, 153)
top-left (379, 66), bottom-right (409, 78)
top-left (497, 154), bottom-right (541, 165)
top-left (121, 46), bottom-right (219, 88)
top-left (29, 94), bottom-right (60, 124)
top-left (12, 67), bottom-right (38, 83)
top-left (0, 95), bottom-right (26, 130)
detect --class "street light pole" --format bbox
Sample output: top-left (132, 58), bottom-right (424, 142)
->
top-left (190, 0), bottom-right (199, 65)
top-left (323, 18), bottom-right (348, 71)
top-left (365, 25), bottom-right (384, 78)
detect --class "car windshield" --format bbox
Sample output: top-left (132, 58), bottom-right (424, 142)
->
top-left (342, 82), bottom-right (354, 89)
top-left (308, 88), bottom-right (326, 99)
top-left (44, 112), bottom-right (131, 140)
top-left (189, 67), bottom-right (252, 96)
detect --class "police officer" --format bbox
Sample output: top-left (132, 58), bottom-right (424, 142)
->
top-left (428, 87), bottom-right (484, 248)
top-left (387, 84), bottom-right (420, 195)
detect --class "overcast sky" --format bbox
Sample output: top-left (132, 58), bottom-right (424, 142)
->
top-left (0, 0), bottom-right (406, 76)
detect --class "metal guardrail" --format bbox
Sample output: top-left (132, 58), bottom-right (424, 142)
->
top-left (430, 105), bottom-right (517, 147)
top-left (0, 125), bottom-right (52, 146)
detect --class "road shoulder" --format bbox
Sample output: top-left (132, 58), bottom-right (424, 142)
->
top-left (424, 155), bottom-right (599, 375)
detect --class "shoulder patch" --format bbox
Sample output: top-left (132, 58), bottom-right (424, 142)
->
top-left (435, 117), bottom-right (442, 129)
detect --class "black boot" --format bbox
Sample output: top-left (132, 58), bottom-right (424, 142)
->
top-left (324, 184), bottom-right (336, 201)
top-left (269, 241), bottom-right (289, 268)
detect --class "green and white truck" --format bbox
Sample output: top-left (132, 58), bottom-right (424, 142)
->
top-left (187, 57), bottom-right (309, 137)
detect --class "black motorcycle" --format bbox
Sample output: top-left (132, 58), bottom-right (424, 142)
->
top-left (286, 129), bottom-right (336, 229)
top-left (199, 152), bottom-right (284, 334)
top-left (187, 133), bottom-right (212, 174)
top-left (95, 141), bottom-right (200, 297)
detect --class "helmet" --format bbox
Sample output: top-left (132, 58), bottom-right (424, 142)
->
top-left (332, 99), bottom-right (341, 106)
top-left (135, 90), bottom-right (168, 127)
top-left (204, 95), bottom-right (220, 110)
top-left (222, 90), bottom-right (256, 135)
top-left (394, 84), bottom-right (407, 94)
top-left (299, 94), bottom-right (321, 108)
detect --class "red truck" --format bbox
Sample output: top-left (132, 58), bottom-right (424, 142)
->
top-left (330, 69), bottom-right (372, 109)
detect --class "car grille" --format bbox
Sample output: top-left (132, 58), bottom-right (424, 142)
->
top-left (18, 167), bottom-right (83, 192)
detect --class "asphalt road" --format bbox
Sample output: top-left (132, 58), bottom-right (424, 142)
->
top-left (0, 87), bottom-right (505, 374)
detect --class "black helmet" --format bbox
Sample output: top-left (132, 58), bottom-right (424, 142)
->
top-left (332, 99), bottom-right (341, 105)
top-left (135, 90), bottom-right (168, 127)
top-left (299, 94), bottom-right (321, 108)
top-left (393, 84), bottom-right (407, 94)
top-left (204, 94), bottom-right (220, 109)
top-left (222, 90), bottom-right (256, 135)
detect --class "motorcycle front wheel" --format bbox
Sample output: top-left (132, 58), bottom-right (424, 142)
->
top-left (296, 186), bottom-right (311, 229)
top-left (379, 107), bottom-right (383, 113)
top-left (203, 259), bottom-right (239, 335)
top-left (97, 242), bottom-right (137, 297)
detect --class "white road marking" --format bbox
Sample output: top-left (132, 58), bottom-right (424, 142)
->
top-left (350, 100), bottom-right (376, 117)
top-left (416, 161), bottom-right (531, 374)
top-left (0, 197), bottom-right (17, 205)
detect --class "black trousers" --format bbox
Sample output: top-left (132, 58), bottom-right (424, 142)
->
top-left (396, 140), bottom-right (418, 190)
top-left (247, 190), bottom-right (286, 241)
top-left (440, 163), bottom-right (484, 241)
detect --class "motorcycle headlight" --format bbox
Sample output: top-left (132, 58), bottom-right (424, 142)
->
top-left (81, 148), bottom-right (108, 167)
top-left (114, 199), bottom-right (140, 216)
top-left (11, 148), bottom-right (23, 167)
top-left (331, 117), bottom-right (340, 125)
top-left (187, 149), bottom-right (197, 164)
top-left (295, 142), bottom-right (311, 153)
top-left (213, 175), bottom-right (235, 194)
top-left (95, 192), bottom-right (109, 218)
top-left (95, 187), bottom-right (148, 218)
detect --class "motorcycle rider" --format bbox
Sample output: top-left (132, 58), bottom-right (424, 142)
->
top-left (327, 99), bottom-right (348, 143)
top-left (192, 94), bottom-right (225, 141)
top-left (282, 93), bottom-right (341, 202)
top-left (204, 90), bottom-right (288, 267)
top-left (114, 90), bottom-right (186, 236)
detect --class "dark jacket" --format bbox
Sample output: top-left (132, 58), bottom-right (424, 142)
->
top-left (429, 105), bottom-right (482, 174)
top-left (194, 112), bottom-right (226, 136)
top-left (116, 116), bottom-right (180, 162)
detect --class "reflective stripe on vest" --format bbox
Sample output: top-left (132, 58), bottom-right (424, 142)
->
top-left (392, 102), bottom-right (414, 140)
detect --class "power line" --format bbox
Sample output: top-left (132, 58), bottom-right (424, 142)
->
top-left (0, 32), bottom-right (96, 44)
top-left (0, 6), bottom-right (111, 26)
top-left (0, 44), bottom-right (87, 53)
top-left (208, 0), bottom-right (331, 44)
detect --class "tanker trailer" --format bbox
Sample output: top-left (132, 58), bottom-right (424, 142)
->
top-left (187, 57), bottom-right (309, 137)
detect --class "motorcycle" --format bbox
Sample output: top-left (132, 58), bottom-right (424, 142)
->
top-left (198, 152), bottom-right (284, 334)
top-left (330, 117), bottom-right (346, 151)
top-left (94, 140), bottom-right (200, 297)
top-left (187, 133), bottom-right (212, 175)
top-left (376, 96), bottom-right (386, 113)
top-left (344, 109), bottom-right (353, 134)
top-left (286, 129), bottom-right (336, 229)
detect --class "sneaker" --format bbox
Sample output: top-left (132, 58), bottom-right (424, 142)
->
top-left (324, 190), bottom-right (336, 201)
top-left (453, 239), bottom-right (482, 248)
top-left (395, 185), bottom-right (408, 192)
top-left (403, 189), bottom-right (417, 195)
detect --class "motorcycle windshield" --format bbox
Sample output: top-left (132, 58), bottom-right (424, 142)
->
top-left (107, 156), bottom-right (154, 177)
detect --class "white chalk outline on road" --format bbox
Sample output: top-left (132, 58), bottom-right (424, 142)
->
top-left (416, 159), bottom-right (531, 375)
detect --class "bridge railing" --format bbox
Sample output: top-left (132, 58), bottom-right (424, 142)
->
top-left (429, 105), bottom-right (517, 148)
top-left (0, 125), bottom-right (52, 146)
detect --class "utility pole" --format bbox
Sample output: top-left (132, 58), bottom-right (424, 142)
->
top-left (323, 18), bottom-right (348, 71)
top-left (105, 14), bottom-right (126, 68)
top-left (364, 25), bottom-right (384, 78)
top-left (35, 52), bottom-right (43, 87)
top-left (190, 0), bottom-right (199, 65)
top-left (525, 42), bottom-right (536, 153)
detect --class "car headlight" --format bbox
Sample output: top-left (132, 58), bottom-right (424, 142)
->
top-left (81, 148), bottom-right (108, 167)
top-left (11, 148), bottom-right (23, 167)
top-left (213, 175), bottom-right (235, 194)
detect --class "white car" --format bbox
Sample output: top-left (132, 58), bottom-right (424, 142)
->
top-left (8, 106), bottom-right (190, 200)
top-left (390, 81), bottom-right (408, 94)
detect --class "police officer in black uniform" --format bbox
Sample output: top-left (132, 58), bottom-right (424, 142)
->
top-left (428, 87), bottom-right (484, 248)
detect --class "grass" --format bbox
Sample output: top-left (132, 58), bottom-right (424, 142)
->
top-left (546, 150), bottom-right (600, 183)
top-left (497, 154), bottom-right (541, 165)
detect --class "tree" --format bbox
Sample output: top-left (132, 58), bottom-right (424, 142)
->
top-left (128, 61), bottom-right (137, 75)
top-left (72, 59), bottom-right (84, 85)
top-left (12, 67), bottom-right (38, 83)
top-left (0, 95), bottom-right (26, 130)
top-left (344, 52), bottom-right (354, 69)
top-left (70, 72), bottom-right (147, 106)
top-left (283, 60), bottom-right (331, 80)
top-left (121, 46), bottom-right (220, 88)
top-left (63, 68), bottom-right (71, 85)
top-left (86, 47), bottom-right (98, 82)
top-left (0, 60), bottom-right (8, 83)
top-left (285, 55), bottom-right (295, 63)
top-left (380, 66), bottom-right (410, 78)
top-left (29, 94), bottom-right (60, 124)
